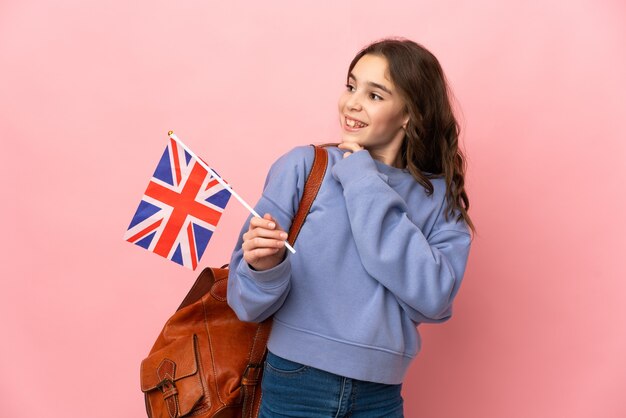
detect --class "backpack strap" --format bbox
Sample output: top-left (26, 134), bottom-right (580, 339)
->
top-left (287, 145), bottom-right (329, 245)
top-left (241, 144), bottom-right (328, 418)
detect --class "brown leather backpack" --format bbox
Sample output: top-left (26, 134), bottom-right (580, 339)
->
top-left (140, 145), bottom-right (328, 418)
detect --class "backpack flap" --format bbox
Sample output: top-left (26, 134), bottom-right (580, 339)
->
top-left (140, 334), bottom-right (204, 417)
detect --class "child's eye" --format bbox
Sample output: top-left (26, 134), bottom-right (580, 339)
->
top-left (345, 83), bottom-right (356, 92)
top-left (370, 93), bottom-right (383, 101)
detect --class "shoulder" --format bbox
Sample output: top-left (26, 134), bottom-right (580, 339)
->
top-left (268, 145), bottom-right (317, 177)
top-left (269, 144), bottom-right (342, 182)
top-left (280, 144), bottom-right (317, 162)
top-left (257, 146), bottom-right (319, 219)
top-left (262, 145), bottom-right (322, 207)
top-left (401, 174), bottom-right (469, 237)
top-left (429, 179), bottom-right (470, 237)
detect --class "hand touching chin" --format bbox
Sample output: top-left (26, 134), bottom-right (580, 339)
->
top-left (337, 142), bottom-right (364, 159)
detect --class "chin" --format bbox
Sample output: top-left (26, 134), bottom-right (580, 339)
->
top-left (340, 136), bottom-right (362, 145)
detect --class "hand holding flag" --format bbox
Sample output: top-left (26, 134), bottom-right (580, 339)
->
top-left (124, 132), bottom-right (295, 270)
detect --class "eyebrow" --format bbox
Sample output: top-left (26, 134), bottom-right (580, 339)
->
top-left (348, 72), bottom-right (393, 95)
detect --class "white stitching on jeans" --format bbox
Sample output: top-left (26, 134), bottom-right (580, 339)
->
top-left (335, 377), bottom-right (347, 418)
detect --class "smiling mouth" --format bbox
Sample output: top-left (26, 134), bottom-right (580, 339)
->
top-left (345, 117), bottom-right (368, 128)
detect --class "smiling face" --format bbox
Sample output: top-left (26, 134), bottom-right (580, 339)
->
top-left (338, 54), bottom-right (409, 165)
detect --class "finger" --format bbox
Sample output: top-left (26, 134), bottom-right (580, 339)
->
top-left (338, 142), bottom-right (363, 152)
top-left (343, 151), bottom-right (351, 159)
top-left (244, 247), bottom-right (281, 264)
top-left (244, 228), bottom-right (288, 244)
top-left (250, 215), bottom-right (277, 231)
top-left (243, 237), bottom-right (285, 252)
top-left (263, 213), bottom-right (285, 231)
top-left (244, 222), bottom-right (286, 244)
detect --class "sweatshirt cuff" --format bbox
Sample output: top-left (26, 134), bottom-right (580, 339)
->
top-left (331, 150), bottom-right (388, 186)
top-left (239, 253), bottom-right (291, 288)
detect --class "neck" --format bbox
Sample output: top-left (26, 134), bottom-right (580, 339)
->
top-left (368, 145), bottom-right (403, 168)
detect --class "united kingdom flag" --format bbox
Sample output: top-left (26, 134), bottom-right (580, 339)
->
top-left (124, 137), bottom-right (231, 270)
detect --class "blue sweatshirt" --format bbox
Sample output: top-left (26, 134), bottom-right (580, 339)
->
top-left (227, 145), bottom-right (471, 384)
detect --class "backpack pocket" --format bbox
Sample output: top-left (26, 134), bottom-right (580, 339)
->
top-left (140, 334), bottom-right (206, 418)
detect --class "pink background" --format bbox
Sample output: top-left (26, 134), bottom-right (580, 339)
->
top-left (2, 1), bottom-right (625, 417)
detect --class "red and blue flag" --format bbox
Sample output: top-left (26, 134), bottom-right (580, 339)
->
top-left (124, 137), bottom-right (231, 270)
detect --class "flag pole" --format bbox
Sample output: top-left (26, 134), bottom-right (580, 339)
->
top-left (167, 131), bottom-right (296, 255)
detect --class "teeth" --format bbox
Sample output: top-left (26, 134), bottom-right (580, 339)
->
top-left (346, 117), bottom-right (366, 128)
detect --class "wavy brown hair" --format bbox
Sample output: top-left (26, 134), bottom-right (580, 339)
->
top-left (347, 38), bottom-right (475, 235)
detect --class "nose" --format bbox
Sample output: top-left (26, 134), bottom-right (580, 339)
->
top-left (345, 92), bottom-right (362, 111)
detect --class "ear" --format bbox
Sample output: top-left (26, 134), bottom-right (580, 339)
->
top-left (402, 115), bottom-right (410, 130)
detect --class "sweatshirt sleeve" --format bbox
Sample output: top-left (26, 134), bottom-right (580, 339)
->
top-left (331, 150), bottom-right (471, 323)
top-left (226, 146), bottom-right (314, 323)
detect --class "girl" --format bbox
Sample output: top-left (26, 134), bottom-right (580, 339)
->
top-left (227, 38), bottom-right (475, 418)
